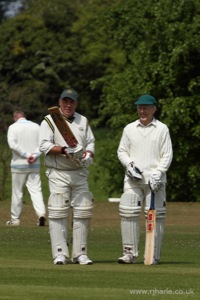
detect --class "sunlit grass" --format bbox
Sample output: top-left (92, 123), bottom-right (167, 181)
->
top-left (0, 200), bottom-right (199, 300)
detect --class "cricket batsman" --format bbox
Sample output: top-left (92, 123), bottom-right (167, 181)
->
top-left (39, 89), bottom-right (95, 265)
top-left (117, 94), bottom-right (173, 265)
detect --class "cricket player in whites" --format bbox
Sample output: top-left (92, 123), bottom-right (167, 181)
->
top-left (39, 89), bottom-right (95, 265)
top-left (117, 94), bottom-right (173, 265)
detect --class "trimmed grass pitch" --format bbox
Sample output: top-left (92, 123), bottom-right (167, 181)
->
top-left (0, 200), bottom-right (199, 300)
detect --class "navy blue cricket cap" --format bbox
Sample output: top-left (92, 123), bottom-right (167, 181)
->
top-left (60, 89), bottom-right (78, 101)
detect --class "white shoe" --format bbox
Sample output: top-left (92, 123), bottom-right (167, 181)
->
top-left (72, 254), bottom-right (93, 265)
top-left (118, 253), bottom-right (136, 264)
top-left (6, 219), bottom-right (20, 226)
top-left (54, 255), bottom-right (67, 265)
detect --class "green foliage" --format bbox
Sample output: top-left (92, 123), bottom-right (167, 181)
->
top-left (0, 135), bottom-right (11, 200)
top-left (0, 0), bottom-right (6, 22)
top-left (85, 0), bottom-right (200, 201)
top-left (88, 128), bottom-right (113, 200)
top-left (160, 97), bottom-right (200, 201)
top-left (89, 128), bottom-right (124, 198)
top-left (0, 0), bottom-right (200, 201)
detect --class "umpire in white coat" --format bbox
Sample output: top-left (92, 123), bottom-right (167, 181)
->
top-left (117, 94), bottom-right (173, 265)
top-left (39, 89), bottom-right (95, 265)
top-left (7, 110), bottom-right (46, 226)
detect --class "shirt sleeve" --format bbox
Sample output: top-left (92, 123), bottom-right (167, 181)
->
top-left (7, 126), bottom-right (28, 158)
top-left (156, 127), bottom-right (173, 174)
top-left (85, 124), bottom-right (95, 154)
top-left (117, 127), bottom-right (132, 167)
top-left (39, 119), bottom-right (55, 155)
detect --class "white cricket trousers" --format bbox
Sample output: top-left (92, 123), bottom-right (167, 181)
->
top-left (11, 172), bottom-right (46, 221)
top-left (46, 168), bottom-right (90, 201)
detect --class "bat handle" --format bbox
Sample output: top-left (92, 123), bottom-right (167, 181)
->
top-left (150, 190), bottom-right (155, 210)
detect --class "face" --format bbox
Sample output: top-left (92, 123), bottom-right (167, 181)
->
top-left (59, 97), bottom-right (78, 117)
top-left (137, 105), bottom-right (156, 125)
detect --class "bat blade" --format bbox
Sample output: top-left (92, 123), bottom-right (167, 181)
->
top-left (144, 191), bottom-right (156, 265)
top-left (48, 106), bottom-right (78, 148)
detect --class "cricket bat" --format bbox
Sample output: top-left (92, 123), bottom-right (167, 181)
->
top-left (144, 190), bottom-right (156, 265)
top-left (48, 106), bottom-right (78, 148)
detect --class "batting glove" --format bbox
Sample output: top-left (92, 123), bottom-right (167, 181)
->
top-left (149, 172), bottom-right (162, 192)
top-left (126, 162), bottom-right (143, 180)
top-left (81, 150), bottom-right (94, 168)
top-left (61, 145), bottom-right (83, 160)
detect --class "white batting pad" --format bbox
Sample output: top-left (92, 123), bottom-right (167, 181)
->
top-left (72, 218), bottom-right (90, 258)
top-left (48, 193), bottom-right (70, 259)
top-left (154, 208), bottom-right (166, 261)
top-left (119, 193), bottom-right (141, 218)
top-left (49, 218), bottom-right (69, 259)
top-left (73, 192), bottom-right (93, 219)
top-left (72, 192), bottom-right (93, 258)
top-left (119, 193), bottom-right (141, 257)
top-left (48, 193), bottom-right (70, 218)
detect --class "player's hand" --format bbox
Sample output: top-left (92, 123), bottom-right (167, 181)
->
top-left (80, 150), bottom-right (94, 168)
top-left (126, 162), bottom-right (143, 180)
top-left (27, 154), bottom-right (37, 164)
top-left (149, 172), bottom-right (162, 192)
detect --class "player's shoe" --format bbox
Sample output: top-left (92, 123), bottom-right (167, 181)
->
top-left (72, 254), bottom-right (93, 265)
top-left (6, 219), bottom-right (20, 226)
top-left (54, 255), bottom-right (67, 265)
top-left (37, 216), bottom-right (46, 226)
top-left (118, 253), bottom-right (136, 264)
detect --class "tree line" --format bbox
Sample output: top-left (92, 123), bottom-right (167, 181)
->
top-left (0, 0), bottom-right (200, 201)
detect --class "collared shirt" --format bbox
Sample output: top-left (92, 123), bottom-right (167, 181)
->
top-left (136, 118), bottom-right (157, 137)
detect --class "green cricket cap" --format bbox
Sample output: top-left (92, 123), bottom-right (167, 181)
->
top-left (135, 94), bottom-right (157, 105)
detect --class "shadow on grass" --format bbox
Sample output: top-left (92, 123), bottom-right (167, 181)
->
top-left (93, 260), bottom-right (195, 265)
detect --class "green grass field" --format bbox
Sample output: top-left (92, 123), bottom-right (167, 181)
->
top-left (0, 199), bottom-right (199, 300)
top-left (0, 129), bottom-right (199, 299)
